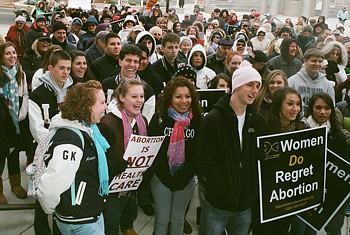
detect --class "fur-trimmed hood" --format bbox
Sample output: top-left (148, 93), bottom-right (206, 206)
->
top-left (322, 41), bottom-right (348, 66)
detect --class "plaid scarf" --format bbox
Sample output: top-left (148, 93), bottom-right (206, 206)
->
top-left (167, 106), bottom-right (192, 175)
top-left (121, 108), bottom-right (147, 151)
top-left (2, 65), bottom-right (20, 134)
top-left (16, 29), bottom-right (26, 49)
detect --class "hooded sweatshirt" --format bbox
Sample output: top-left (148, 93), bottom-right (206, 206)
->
top-left (288, 67), bottom-right (335, 115)
top-left (28, 71), bottom-right (73, 142)
top-left (249, 27), bottom-right (271, 53)
top-left (198, 94), bottom-right (267, 211)
top-left (188, 44), bottom-right (216, 89)
top-left (135, 31), bottom-right (161, 64)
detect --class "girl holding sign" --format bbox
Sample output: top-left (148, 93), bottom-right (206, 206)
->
top-left (149, 76), bottom-right (202, 235)
top-left (252, 87), bottom-right (304, 235)
top-left (289, 92), bottom-right (348, 235)
top-left (98, 79), bottom-right (148, 235)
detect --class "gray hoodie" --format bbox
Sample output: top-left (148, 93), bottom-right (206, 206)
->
top-left (38, 71), bottom-right (73, 103)
top-left (288, 68), bottom-right (335, 115)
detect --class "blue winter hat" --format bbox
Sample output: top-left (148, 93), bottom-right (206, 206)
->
top-left (86, 16), bottom-right (98, 25)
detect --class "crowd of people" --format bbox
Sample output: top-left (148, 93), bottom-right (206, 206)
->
top-left (0, 1), bottom-right (350, 235)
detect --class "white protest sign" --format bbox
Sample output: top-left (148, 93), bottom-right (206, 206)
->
top-left (109, 135), bottom-right (165, 193)
top-left (68, 0), bottom-right (91, 10)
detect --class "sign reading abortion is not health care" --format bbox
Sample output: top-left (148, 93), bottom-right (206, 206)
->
top-left (109, 135), bottom-right (165, 193)
top-left (257, 127), bottom-right (327, 223)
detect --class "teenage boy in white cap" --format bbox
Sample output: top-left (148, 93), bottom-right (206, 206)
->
top-left (198, 66), bottom-right (267, 235)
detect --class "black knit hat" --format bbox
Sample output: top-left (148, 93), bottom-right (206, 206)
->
top-left (36, 14), bottom-right (46, 23)
top-left (246, 50), bottom-right (267, 63)
top-left (174, 65), bottom-right (197, 83)
top-left (52, 21), bottom-right (67, 32)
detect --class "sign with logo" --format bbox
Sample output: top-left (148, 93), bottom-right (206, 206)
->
top-left (197, 89), bottom-right (226, 116)
top-left (110, 15), bottom-right (139, 33)
top-left (298, 149), bottom-right (350, 231)
top-left (109, 135), bottom-right (165, 193)
top-left (257, 127), bottom-right (327, 223)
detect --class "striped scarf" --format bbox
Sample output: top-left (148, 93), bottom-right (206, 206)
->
top-left (121, 108), bottom-right (147, 151)
top-left (2, 65), bottom-right (20, 134)
top-left (167, 106), bottom-right (192, 175)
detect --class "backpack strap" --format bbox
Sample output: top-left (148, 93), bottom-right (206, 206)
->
top-left (59, 127), bottom-right (85, 206)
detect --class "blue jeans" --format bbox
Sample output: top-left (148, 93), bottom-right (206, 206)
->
top-left (199, 198), bottom-right (252, 235)
top-left (151, 174), bottom-right (195, 235)
top-left (55, 213), bottom-right (104, 235)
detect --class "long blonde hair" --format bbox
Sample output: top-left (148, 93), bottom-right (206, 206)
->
top-left (254, 69), bottom-right (288, 112)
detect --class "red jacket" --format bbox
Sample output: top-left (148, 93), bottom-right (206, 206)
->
top-left (5, 24), bottom-right (30, 58)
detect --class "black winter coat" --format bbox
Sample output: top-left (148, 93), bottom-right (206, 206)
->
top-left (198, 94), bottom-right (268, 211)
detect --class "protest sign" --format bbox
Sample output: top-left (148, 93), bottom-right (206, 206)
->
top-left (111, 15), bottom-right (139, 33)
top-left (109, 135), bottom-right (165, 193)
top-left (298, 149), bottom-right (350, 231)
top-left (257, 127), bottom-right (327, 223)
top-left (68, 0), bottom-right (91, 10)
top-left (196, 89), bottom-right (225, 115)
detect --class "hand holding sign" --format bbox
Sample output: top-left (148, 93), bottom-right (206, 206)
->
top-left (109, 135), bottom-right (165, 193)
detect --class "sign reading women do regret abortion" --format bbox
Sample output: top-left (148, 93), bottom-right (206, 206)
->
top-left (257, 127), bottom-right (327, 223)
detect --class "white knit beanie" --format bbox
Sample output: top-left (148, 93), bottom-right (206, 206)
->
top-left (231, 66), bottom-right (262, 91)
top-left (15, 16), bottom-right (26, 23)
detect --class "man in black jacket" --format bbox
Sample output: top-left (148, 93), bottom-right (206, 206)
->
top-left (206, 38), bottom-right (233, 74)
top-left (25, 15), bottom-right (48, 52)
top-left (136, 43), bottom-right (163, 97)
top-left (152, 33), bottom-right (184, 85)
top-left (198, 66), bottom-right (267, 235)
top-left (102, 44), bottom-right (155, 123)
top-left (85, 30), bottom-right (108, 65)
top-left (90, 32), bottom-right (121, 82)
top-left (51, 22), bottom-right (77, 52)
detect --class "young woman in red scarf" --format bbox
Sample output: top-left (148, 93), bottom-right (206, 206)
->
top-left (149, 76), bottom-right (202, 235)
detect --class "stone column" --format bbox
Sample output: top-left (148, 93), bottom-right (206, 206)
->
top-left (270, 0), bottom-right (280, 16)
top-left (321, 0), bottom-right (330, 18)
top-left (260, 0), bottom-right (268, 14)
top-left (302, 0), bottom-right (313, 17)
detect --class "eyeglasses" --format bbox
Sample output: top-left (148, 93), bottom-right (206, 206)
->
top-left (16, 22), bottom-right (24, 25)
top-left (39, 39), bottom-right (51, 43)
top-left (236, 43), bottom-right (245, 46)
top-left (213, 35), bottom-right (221, 39)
